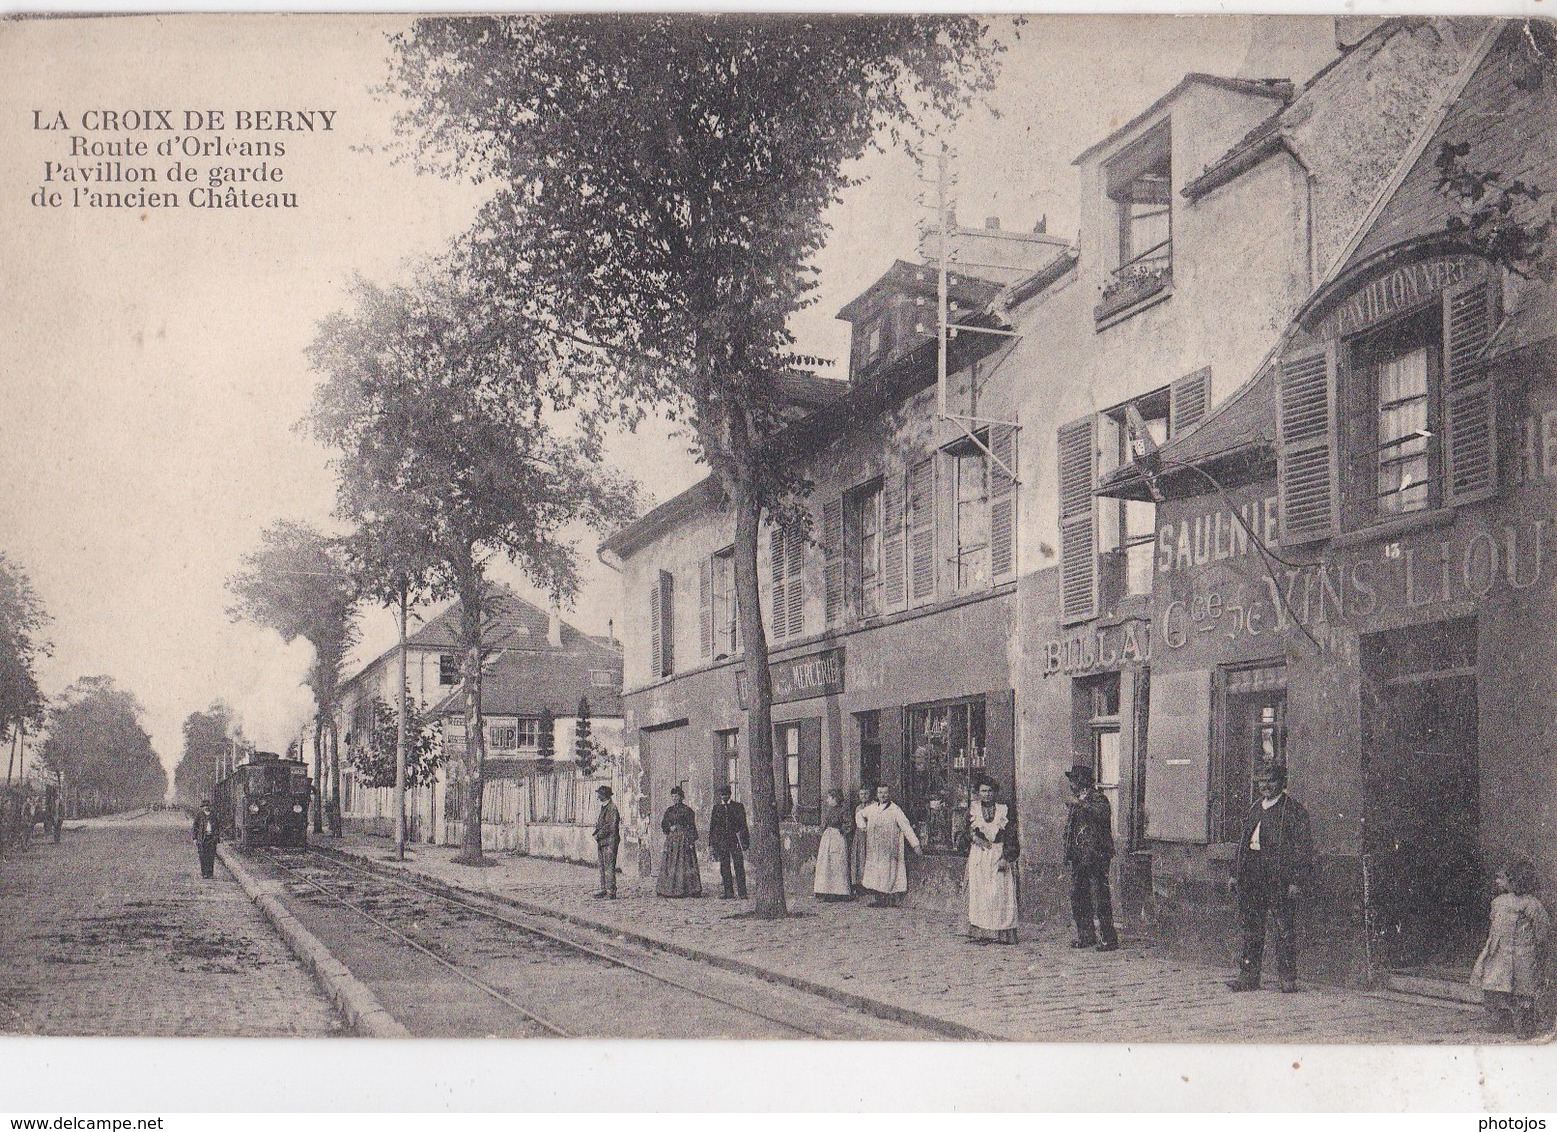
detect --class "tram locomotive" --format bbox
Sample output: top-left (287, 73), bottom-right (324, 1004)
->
top-left (216, 751), bottom-right (311, 848)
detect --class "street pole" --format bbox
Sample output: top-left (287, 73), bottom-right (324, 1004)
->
top-left (395, 579), bottom-right (409, 861)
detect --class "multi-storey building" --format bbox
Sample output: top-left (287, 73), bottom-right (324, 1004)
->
top-left (334, 585), bottom-right (625, 861)
top-left (1100, 19), bottom-right (1557, 985)
top-left (601, 17), bottom-right (1511, 974)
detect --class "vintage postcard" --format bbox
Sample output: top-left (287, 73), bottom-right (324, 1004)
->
top-left (1, 7), bottom-right (1554, 1111)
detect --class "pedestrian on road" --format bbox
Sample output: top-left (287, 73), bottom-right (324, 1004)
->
top-left (592, 785), bottom-right (621, 899)
top-left (857, 783), bottom-right (921, 908)
top-left (192, 800), bottom-right (220, 879)
top-left (1471, 858), bottom-right (1550, 1037)
top-left (656, 786), bottom-right (703, 898)
top-left (1064, 764), bottom-right (1119, 952)
top-left (966, 777), bottom-right (1019, 944)
top-left (814, 789), bottom-right (853, 901)
top-left (708, 785), bottom-right (749, 899)
top-left (850, 785), bottom-right (871, 895)
top-left (1227, 763), bottom-right (1315, 992)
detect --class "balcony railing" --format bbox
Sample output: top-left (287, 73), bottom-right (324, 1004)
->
top-left (1096, 240), bottom-right (1172, 323)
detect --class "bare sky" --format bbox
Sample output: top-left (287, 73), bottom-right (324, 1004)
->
top-left (0, 12), bottom-right (1340, 774)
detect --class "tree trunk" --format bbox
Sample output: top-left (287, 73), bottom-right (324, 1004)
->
top-left (395, 583), bottom-right (409, 861)
top-left (328, 717), bottom-right (342, 837)
top-left (456, 570), bottom-right (488, 863)
top-left (731, 477), bottom-right (787, 918)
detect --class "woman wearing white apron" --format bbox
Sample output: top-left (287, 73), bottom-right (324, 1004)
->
top-left (966, 777), bottom-right (1019, 943)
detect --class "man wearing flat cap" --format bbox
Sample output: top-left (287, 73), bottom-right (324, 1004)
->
top-left (1064, 763), bottom-right (1119, 951)
top-left (1227, 763), bottom-right (1315, 992)
top-left (592, 784), bottom-right (621, 899)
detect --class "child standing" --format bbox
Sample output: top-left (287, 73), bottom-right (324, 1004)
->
top-left (1471, 859), bottom-right (1550, 1038)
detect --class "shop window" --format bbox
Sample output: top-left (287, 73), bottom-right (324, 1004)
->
top-left (1211, 662), bottom-right (1287, 844)
top-left (715, 728), bottom-right (740, 796)
top-left (905, 697), bottom-right (987, 855)
top-left (514, 718), bottom-right (541, 750)
top-left (439, 654), bottom-right (459, 685)
top-left (700, 546), bottom-right (741, 661)
top-left (1075, 674), bottom-right (1123, 836)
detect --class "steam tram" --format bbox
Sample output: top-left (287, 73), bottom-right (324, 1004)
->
top-left (216, 751), bottom-right (311, 849)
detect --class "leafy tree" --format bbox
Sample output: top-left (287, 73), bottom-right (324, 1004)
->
top-left (172, 701), bottom-right (244, 807)
top-left (347, 690), bottom-right (442, 788)
top-left (536, 706), bottom-right (556, 775)
top-left (227, 520), bottom-right (360, 834)
top-left (388, 14), bottom-right (1008, 914)
top-left (39, 676), bottom-right (166, 816)
top-left (307, 273), bottom-right (639, 864)
top-left (574, 695), bottom-right (597, 778)
top-left (0, 552), bottom-right (51, 751)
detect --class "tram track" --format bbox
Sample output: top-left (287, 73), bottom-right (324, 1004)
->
top-left (252, 845), bottom-right (922, 1040)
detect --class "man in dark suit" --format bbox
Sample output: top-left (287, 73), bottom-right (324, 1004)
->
top-left (192, 800), bottom-right (219, 879)
top-left (709, 785), bottom-right (750, 899)
top-left (1064, 764), bottom-right (1119, 951)
top-left (1228, 763), bottom-right (1316, 993)
top-left (592, 785), bottom-right (621, 899)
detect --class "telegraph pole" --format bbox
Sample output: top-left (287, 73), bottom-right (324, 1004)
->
top-left (395, 578), bottom-right (409, 861)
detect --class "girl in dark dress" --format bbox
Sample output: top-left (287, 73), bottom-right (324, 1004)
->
top-left (656, 786), bottom-right (703, 897)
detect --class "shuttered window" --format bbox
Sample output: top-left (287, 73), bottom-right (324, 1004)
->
top-left (881, 470), bottom-right (908, 613)
top-left (1442, 280), bottom-right (1497, 505)
top-left (649, 569), bottom-right (674, 678)
top-left (769, 526), bottom-right (805, 642)
top-left (1058, 415), bottom-right (1098, 624)
top-left (698, 557), bottom-right (713, 659)
top-left (701, 548), bottom-right (739, 661)
top-left (1276, 344), bottom-right (1338, 543)
top-left (823, 496), bottom-right (846, 626)
top-left (907, 457), bottom-right (937, 604)
top-left (988, 424), bottom-right (1019, 583)
top-left (1169, 366), bottom-right (1210, 435)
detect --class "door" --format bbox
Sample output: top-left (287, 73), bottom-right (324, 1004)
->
top-left (643, 723), bottom-right (688, 870)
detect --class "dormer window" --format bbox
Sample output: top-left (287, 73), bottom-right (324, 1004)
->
top-left (868, 323), bottom-right (883, 358)
top-left (1097, 121), bottom-right (1173, 324)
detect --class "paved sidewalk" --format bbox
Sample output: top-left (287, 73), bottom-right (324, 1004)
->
top-left (330, 833), bottom-right (1515, 1044)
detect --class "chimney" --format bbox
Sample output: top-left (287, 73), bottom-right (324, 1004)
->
top-left (1033, 215), bottom-right (1047, 235)
top-left (607, 618), bottom-right (615, 643)
top-left (984, 216), bottom-right (1001, 230)
top-left (547, 605), bottom-right (563, 648)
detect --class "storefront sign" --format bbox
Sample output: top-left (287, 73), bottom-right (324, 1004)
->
top-left (1311, 255), bottom-right (1481, 340)
top-left (1157, 517), bottom-right (1551, 655)
top-left (1158, 495), bottom-right (1280, 573)
top-left (1042, 619), bottom-right (1151, 677)
top-left (736, 647), bottom-right (845, 708)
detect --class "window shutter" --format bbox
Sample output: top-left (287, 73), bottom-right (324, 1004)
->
top-left (786, 527), bottom-right (805, 639)
top-left (823, 496), bottom-right (845, 626)
top-left (1170, 366), bottom-right (1211, 435)
top-left (1275, 344), bottom-right (1338, 544)
top-left (769, 527), bottom-right (788, 640)
top-left (698, 557), bottom-right (713, 659)
top-left (798, 716), bottom-right (823, 824)
top-left (907, 457), bottom-right (936, 604)
top-left (988, 424), bottom-right (1019, 582)
top-left (656, 570), bottom-right (675, 676)
top-left (1143, 669), bottom-right (1211, 842)
top-left (881, 470), bottom-right (908, 612)
top-left (649, 581), bottom-right (663, 679)
top-left (1058, 415), bottom-right (1098, 624)
top-left (1443, 280), bottom-right (1497, 506)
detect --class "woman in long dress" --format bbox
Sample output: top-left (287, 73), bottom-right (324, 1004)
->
top-left (849, 785), bottom-right (871, 895)
top-left (814, 789), bottom-right (853, 900)
top-left (656, 787), bottom-right (703, 898)
top-left (966, 778), bottom-right (1019, 943)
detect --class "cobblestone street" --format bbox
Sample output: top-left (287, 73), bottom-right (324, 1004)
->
top-left (333, 834), bottom-right (1515, 1044)
top-left (0, 810), bottom-right (341, 1037)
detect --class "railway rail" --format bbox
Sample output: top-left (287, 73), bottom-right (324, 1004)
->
top-left (255, 846), bottom-right (915, 1040)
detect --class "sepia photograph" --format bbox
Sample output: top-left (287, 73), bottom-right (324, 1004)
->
top-left (2, 4), bottom-right (1556, 1111)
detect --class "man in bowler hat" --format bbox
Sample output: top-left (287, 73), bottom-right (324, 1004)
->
top-left (709, 785), bottom-right (750, 899)
top-left (1064, 763), bottom-right (1119, 951)
top-left (1228, 763), bottom-right (1315, 992)
top-left (592, 784), bottom-right (621, 898)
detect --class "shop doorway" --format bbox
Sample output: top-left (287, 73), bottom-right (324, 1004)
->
top-left (1362, 618), bottom-right (1483, 971)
